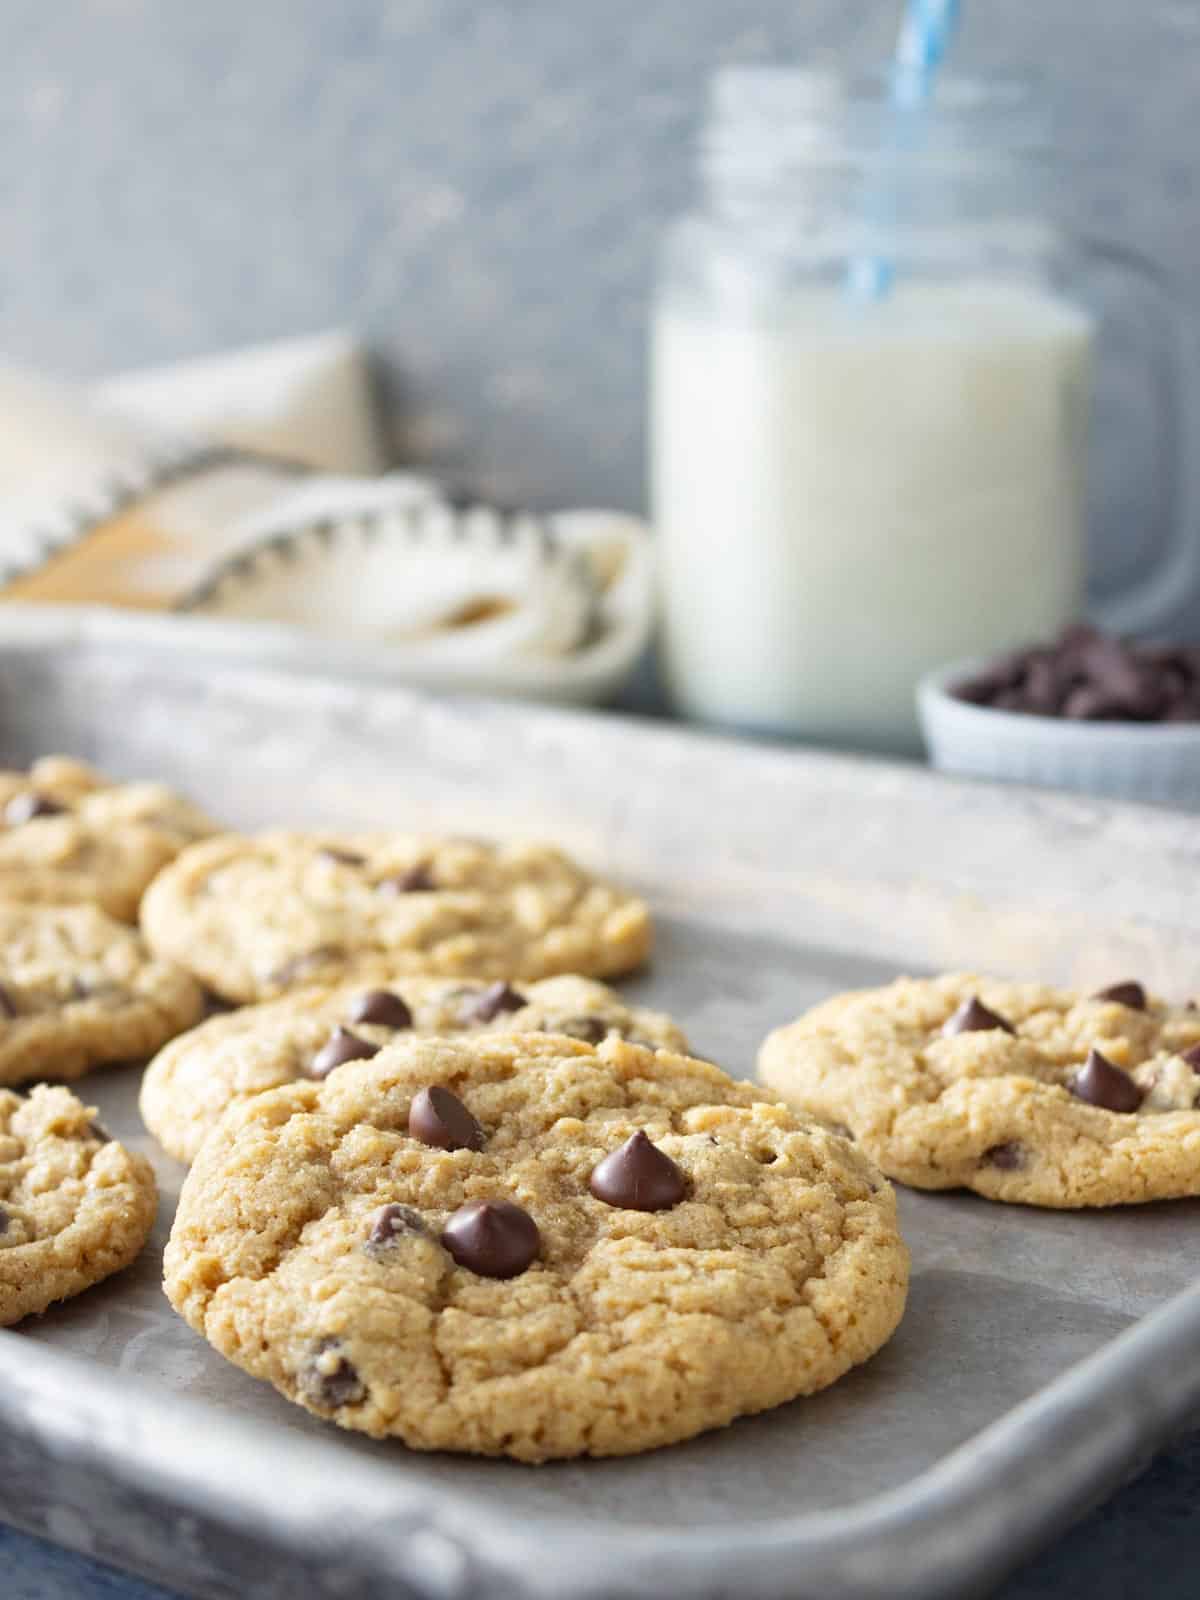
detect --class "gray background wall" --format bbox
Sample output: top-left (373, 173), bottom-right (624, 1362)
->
top-left (0, 0), bottom-right (1197, 609)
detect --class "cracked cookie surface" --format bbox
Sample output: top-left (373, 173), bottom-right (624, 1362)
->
top-left (141, 974), bottom-right (689, 1164)
top-left (140, 831), bottom-right (652, 1003)
top-left (0, 902), bottom-right (205, 1085)
top-left (164, 1034), bottom-right (908, 1460)
top-left (0, 1083), bottom-right (157, 1324)
top-left (0, 756), bottom-right (216, 921)
top-left (758, 973), bottom-right (1200, 1207)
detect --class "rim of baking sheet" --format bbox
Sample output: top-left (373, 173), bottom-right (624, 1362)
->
top-left (0, 1271), bottom-right (1195, 1600)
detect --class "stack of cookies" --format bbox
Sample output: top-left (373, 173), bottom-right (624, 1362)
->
top-left (0, 757), bottom-right (910, 1461)
top-left (0, 756), bottom-right (214, 1324)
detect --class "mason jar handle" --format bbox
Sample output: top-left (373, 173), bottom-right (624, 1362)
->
top-left (1078, 235), bottom-right (1199, 636)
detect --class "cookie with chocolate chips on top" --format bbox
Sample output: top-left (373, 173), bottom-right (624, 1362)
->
top-left (164, 1033), bottom-right (908, 1460)
top-left (140, 973), bottom-right (687, 1163)
top-left (758, 972), bottom-right (1200, 1207)
top-left (0, 901), bottom-right (204, 1086)
top-left (0, 756), bottom-right (216, 921)
top-left (140, 831), bottom-right (652, 1002)
top-left (0, 1082), bottom-right (157, 1324)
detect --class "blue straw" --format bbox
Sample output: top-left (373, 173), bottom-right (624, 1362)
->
top-left (846, 0), bottom-right (962, 301)
top-left (896, 0), bottom-right (960, 84)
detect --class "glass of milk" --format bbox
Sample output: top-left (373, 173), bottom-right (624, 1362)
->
top-left (651, 68), bottom-right (1190, 752)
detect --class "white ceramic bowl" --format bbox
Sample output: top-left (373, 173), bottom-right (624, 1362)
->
top-left (917, 655), bottom-right (1200, 810)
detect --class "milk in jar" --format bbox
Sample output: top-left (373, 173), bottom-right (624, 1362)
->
top-left (653, 278), bottom-right (1093, 750)
top-left (652, 67), bottom-right (1101, 752)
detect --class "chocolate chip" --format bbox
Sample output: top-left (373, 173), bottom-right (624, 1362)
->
top-left (589, 1130), bottom-right (687, 1212)
top-left (408, 1085), bottom-right (485, 1151)
top-left (1063, 685), bottom-right (1145, 721)
top-left (942, 997), bottom-right (1016, 1037)
top-left (0, 1207), bottom-right (9, 1235)
top-left (1091, 981), bottom-right (1147, 1010)
top-left (441, 1200), bottom-right (540, 1278)
top-left (268, 946), bottom-right (343, 987)
top-left (365, 1203), bottom-right (426, 1249)
top-left (951, 625), bottom-right (1200, 723)
top-left (348, 989), bottom-right (413, 1029)
top-left (0, 984), bottom-right (16, 1020)
top-left (1069, 1048), bottom-right (1144, 1113)
top-left (983, 1142), bottom-right (1025, 1170)
top-left (954, 675), bottom-right (1007, 705)
top-left (953, 652), bottom-right (1027, 704)
top-left (299, 1338), bottom-right (365, 1409)
top-left (4, 792), bottom-right (65, 825)
top-left (460, 981), bottom-right (526, 1024)
top-left (378, 863), bottom-right (436, 894)
top-left (309, 1027), bottom-right (380, 1079)
top-left (317, 847), bottom-right (365, 867)
top-left (1181, 1043), bottom-right (1200, 1068)
top-left (1079, 633), bottom-right (1159, 703)
top-left (1159, 660), bottom-right (1192, 696)
top-left (552, 1015), bottom-right (608, 1044)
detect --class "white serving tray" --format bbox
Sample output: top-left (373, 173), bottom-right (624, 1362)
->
top-left (0, 624), bottom-right (1198, 1600)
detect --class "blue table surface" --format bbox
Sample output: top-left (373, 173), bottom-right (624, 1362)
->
top-left (6, 1426), bottom-right (1200, 1598)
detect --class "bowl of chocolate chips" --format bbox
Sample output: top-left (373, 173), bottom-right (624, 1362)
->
top-left (918, 624), bottom-right (1200, 808)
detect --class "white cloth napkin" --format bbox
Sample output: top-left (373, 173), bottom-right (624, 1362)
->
top-left (0, 335), bottom-right (655, 704)
top-left (97, 330), bottom-right (386, 475)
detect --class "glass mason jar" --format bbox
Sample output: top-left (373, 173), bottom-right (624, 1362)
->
top-left (651, 67), bottom-right (1189, 753)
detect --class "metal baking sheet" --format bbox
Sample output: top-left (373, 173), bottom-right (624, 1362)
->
top-left (0, 622), bottom-right (1198, 1600)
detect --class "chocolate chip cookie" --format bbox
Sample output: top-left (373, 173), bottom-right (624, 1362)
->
top-left (0, 756), bottom-right (216, 921)
top-left (164, 1034), bottom-right (908, 1460)
top-left (140, 974), bottom-right (688, 1163)
top-left (0, 902), bottom-right (205, 1085)
top-left (0, 1083), bottom-right (157, 1324)
top-left (758, 973), bottom-right (1200, 1207)
top-left (140, 831), bottom-right (653, 1002)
